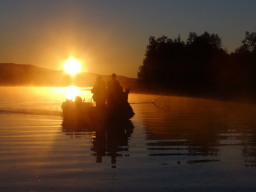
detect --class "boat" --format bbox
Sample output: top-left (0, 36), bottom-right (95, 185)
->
top-left (61, 96), bottom-right (135, 127)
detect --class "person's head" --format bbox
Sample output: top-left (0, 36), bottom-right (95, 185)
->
top-left (111, 73), bottom-right (116, 80)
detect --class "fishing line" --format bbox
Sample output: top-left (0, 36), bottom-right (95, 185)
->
top-left (129, 96), bottom-right (172, 111)
top-left (130, 96), bottom-right (172, 111)
top-left (129, 101), bottom-right (154, 104)
top-left (81, 95), bottom-right (172, 111)
top-left (153, 96), bottom-right (172, 111)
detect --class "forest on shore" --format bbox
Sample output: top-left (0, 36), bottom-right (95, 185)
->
top-left (137, 31), bottom-right (256, 100)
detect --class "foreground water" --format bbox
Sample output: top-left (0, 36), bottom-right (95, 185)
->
top-left (1, 87), bottom-right (256, 191)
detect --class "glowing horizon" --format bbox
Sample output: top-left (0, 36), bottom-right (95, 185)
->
top-left (65, 86), bottom-right (80, 101)
top-left (0, 1), bottom-right (256, 78)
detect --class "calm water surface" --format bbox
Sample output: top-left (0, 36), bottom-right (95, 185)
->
top-left (1, 87), bottom-right (256, 191)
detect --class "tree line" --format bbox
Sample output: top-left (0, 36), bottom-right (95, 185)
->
top-left (137, 31), bottom-right (256, 98)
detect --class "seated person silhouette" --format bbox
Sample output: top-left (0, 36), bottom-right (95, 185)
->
top-left (107, 73), bottom-right (123, 108)
top-left (91, 76), bottom-right (106, 108)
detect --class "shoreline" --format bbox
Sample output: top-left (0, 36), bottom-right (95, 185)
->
top-left (1, 83), bottom-right (256, 104)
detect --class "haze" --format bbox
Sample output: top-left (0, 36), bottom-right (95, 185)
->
top-left (0, 0), bottom-right (255, 77)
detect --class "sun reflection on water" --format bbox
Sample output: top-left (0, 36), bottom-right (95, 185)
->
top-left (64, 86), bottom-right (93, 102)
top-left (65, 86), bottom-right (80, 101)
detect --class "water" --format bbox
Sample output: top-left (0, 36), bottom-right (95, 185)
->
top-left (1, 87), bottom-right (256, 191)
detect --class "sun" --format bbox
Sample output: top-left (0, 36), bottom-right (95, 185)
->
top-left (64, 58), bottom-right (81, 75)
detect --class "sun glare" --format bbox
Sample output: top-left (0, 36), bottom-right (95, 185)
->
top-left (65, 86), bottom-right (80, 101)
top-left (64, 58), bottom-right (81, 75)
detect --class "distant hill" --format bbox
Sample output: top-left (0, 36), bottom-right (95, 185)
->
top-left (0, 63), bottom-right (137, 87)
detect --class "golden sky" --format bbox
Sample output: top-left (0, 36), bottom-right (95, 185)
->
top-left (0, 0), bottom-right (256, 77)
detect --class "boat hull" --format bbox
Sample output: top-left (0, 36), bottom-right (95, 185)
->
top-left (61, 101), bottom-right (134, 127)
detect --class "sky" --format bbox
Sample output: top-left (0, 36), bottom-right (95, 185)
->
top-left (0, 0), bottom-right (256, 77)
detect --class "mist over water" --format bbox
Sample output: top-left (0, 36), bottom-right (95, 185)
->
top-left (1, 87), bottom-right (256, 191)
top-left (0, 86), bottom-right (92, 116)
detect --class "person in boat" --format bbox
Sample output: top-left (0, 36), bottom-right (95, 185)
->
top-left (106, 73), bottom-right (135, 119)
top-left (91, 76), bottom-right (107, 108)
top-left (107, 73), bottom-right (123, 108)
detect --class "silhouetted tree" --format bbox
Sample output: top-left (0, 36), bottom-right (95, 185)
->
top-left (138, 36), bottom-right (187, 89)
top-left (229, 31), bottom-right (256, 94)
top-left (138, 30), bottom-right (256, 98)
top-left (240, 31), bottom-right (256, 53)
top-left (138, 32), bottom-right (225, 93)
top-left (186, 32), bottom-right (224, 89)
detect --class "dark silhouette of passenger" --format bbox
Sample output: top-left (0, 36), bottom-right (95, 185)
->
top-left (107, 73), bottom-right (123, 108)
top-left (91, 76), bottom-right (106, 108)
top-left (106, 73), bottom-right (135, 119)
